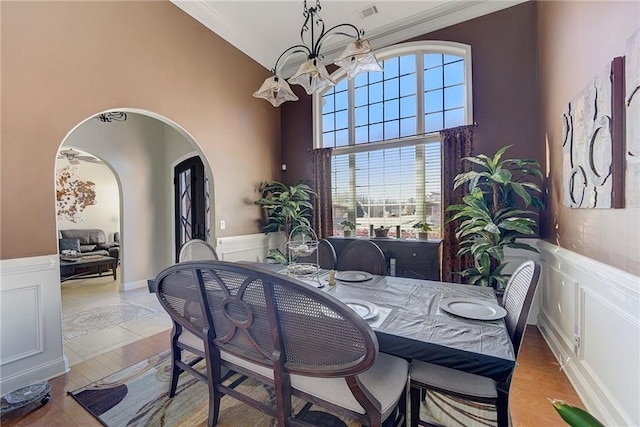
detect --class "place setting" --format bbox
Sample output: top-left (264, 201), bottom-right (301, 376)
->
top-left (337, 298), bottom-right (391, 329)
top-left (438, 297), bottom-right (507, 321)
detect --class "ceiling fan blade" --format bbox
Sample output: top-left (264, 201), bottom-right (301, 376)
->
top-left (77, 156), bottom-right (102, 163)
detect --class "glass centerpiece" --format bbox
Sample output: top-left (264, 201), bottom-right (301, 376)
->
top-left (286, 225), bottom-right (320, 280)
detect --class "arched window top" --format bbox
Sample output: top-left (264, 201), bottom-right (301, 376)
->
top-left (314, 40), bottom-right (473, 150)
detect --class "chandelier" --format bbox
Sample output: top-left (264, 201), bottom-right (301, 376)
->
top-left (253, 0), bottom-right (382, 107)
top-left (94, 112), bottom-right (127, 123)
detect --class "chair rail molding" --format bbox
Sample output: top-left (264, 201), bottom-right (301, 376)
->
top-left (536, 240), bottom-right (639, 427)
top-left (0, 255), bottom-right (67, 396)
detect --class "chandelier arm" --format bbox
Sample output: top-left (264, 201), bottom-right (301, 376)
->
top-left (273, 45), bottom-right (312, 75)
top-left (313, 23), bottom-right (363, 56)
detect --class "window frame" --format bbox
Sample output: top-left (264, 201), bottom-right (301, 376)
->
top-left (313, 41), bottom-right (473, 237)
top-left (312, 40), bottom-right (473, 149)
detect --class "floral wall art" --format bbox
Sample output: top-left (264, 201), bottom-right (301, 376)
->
top-left (562, 57), bottom-right (625, 208)
top-left (56, 166), bottom-right (97, 222)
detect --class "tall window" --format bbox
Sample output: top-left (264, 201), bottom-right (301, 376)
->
top-left (315, 41), bottom-right (473, 238)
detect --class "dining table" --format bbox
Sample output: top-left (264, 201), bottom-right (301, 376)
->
top-left (153, 261), bottom-right (516, 383)
top-left (258, 264), bottom-right (516, 383)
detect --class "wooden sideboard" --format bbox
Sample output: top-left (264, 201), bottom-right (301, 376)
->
top-left (328, 237), bottom-right (442, 281)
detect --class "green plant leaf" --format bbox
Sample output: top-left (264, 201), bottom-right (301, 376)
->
top-left (551, 400), bottom-right (605, 427)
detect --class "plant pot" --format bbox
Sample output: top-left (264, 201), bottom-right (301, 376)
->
top-left (418, 232), bottom-right (429, 240)
top-left (374, 229), bottom-right (389, 238)
top-left (343, 230), bottom-right (353, 237)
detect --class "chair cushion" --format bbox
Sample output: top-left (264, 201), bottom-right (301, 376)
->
top-left (410, 361), bottom-right (497, 399)
top-left (223, 351), bottom-right (408, 420)
top-left (178, 331), bottom-right (408, 420)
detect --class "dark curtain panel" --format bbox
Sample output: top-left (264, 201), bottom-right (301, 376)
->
top-left (310, 148), bottom-right (333, 238)
top-left (441, 125), bottom-right (475, 283)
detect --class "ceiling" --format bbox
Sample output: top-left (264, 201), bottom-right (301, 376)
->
top-left (171, 0), bottom-right (526, 76)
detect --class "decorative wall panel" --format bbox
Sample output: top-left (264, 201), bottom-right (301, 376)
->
top-left (562, 58), bottom-right (625, 208)
top-left (626, 28), bottom-right (640, 207)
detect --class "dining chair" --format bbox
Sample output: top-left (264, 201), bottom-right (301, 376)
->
top-left (336, 240), bottom-right (387, 275)
top-left (171, 239), bottom-right (220, 383)
top-left (409, 260), bottom-right (541, 427)
top-left (178, 238), bottom-right (219, 262)
top-left (155, 260), bottom-right (409, 427)
top-left (297, 238), bottom-right (337, 269)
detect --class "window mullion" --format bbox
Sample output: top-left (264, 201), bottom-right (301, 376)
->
top-left (416, 52), bottom-right (426, 222)
top-left (348, 78), bottom-right (357, 223)
top-left (416, 52), bottom-right (425, 135)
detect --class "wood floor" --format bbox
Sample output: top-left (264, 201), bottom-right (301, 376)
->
top-left (1, 326), bottom-right (583, 427)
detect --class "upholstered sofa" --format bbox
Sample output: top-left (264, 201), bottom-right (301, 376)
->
top-left (58, 229), bottom-right (119, 264)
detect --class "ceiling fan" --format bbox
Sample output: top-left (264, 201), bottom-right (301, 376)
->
top-left (57, 149), bottom-right (102, 165)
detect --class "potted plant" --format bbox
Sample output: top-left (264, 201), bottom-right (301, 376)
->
top-left (412, 221), bottom-right (432, 239)
top-left (447, 145), bottom-right (543, 292)
top-left (373, 225), bottom-right (390, 238)
top-left (254, 180), bottom-right (316, 263)
top-left (341, 220), bottom-right (356, 237)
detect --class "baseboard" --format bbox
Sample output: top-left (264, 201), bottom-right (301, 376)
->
top-left (120, 279), bottom-right (148, 292)
top-left (536, 241), bottom-right (639, 426)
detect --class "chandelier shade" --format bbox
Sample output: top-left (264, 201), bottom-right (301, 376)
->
top-left (333, 39), bottom-right (383, 79)
top-left (254, 0), bottom-right (382, 107)
top-left (287, 59), bottom-right (335, 95)
top-left (252, 76), bottom-right (299, 107)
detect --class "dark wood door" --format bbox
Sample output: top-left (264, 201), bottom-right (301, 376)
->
top-left (174, 156), bottom-right (207, 262)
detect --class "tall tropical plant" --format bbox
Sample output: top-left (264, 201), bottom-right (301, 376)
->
top-left (447, 145), bottom-right (543, 290)
top-left (254, 180), bottom-right (316, 263)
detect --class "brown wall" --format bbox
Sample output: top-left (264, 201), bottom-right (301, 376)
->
top-left (1, 1), bottom-right (280, 260)
top-left (537, 1), bottom-right (640, 275)
top-left (282, 2), bottom-right (540, 186)
top-left (281, 1), bottom-right (541, 219)
top-left (415, 2), bottom-right (540, 164)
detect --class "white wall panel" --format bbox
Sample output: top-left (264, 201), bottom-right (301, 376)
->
top-left (216, 233), bottom-right (284, 263)
top-left (0, 286), bottom-right (42, 363)
top-left (542, 265), bottom-right (577, 350)
top-left (537, 240), bottom-right (640, 427)
top-left (581, 288), bottom-right (639, 421)
top-left (0, 256), bottom-right (66, 396)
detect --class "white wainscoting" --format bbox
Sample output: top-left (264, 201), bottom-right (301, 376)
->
top-left (536, 240), bottom-right (639, 427)
top-left (216, 232), bottom-right (285, 263)
top-left (0, 255), bottom-right (67, 396)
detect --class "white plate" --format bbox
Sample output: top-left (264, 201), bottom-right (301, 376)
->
top-left (439, 297), bottom-right (507, 321)
top-left (341, 299), bottom-right (379, 320)
top-left (335, 271), bottom-right (373, 282)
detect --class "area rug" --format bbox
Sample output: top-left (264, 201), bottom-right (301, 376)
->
top-left (63, 300), bottom-right (157, 342)
top-left (70, 349), bottom-right (361, 426)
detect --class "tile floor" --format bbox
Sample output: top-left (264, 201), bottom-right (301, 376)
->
top-left (60, 269), bottom-right (172, 365)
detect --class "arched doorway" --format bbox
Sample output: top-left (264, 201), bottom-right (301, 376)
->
top-left (55, 109), bottom-right (214, 365)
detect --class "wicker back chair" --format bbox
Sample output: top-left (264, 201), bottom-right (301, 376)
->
top-left (155, 261), bottom-right (409, 427)
top-left (178, 239), bottom-right (219, 262)
top-left (409, 260), bottom-right (541, 427)
top-left (336, 240), bottom-right (387, 275)
top-left (501, 260), bottom-right (541, 357)
top-left (297, 238), bottom-right (337, 270)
